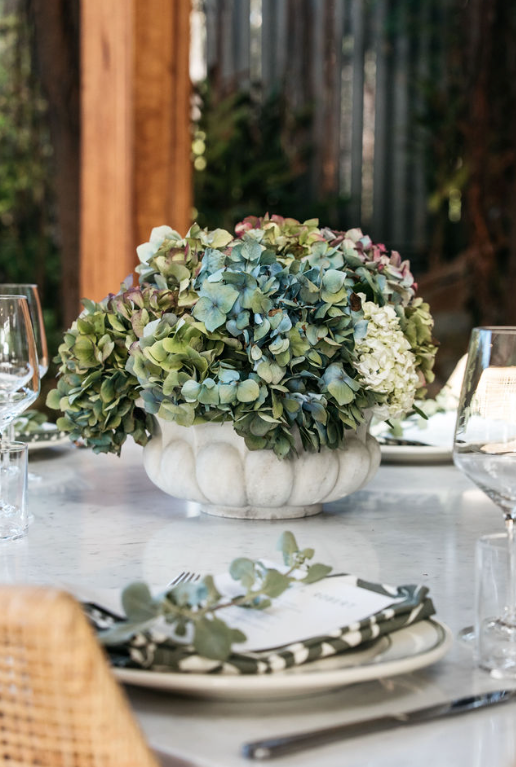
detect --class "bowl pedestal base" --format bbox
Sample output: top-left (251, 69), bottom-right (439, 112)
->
top-left (199, 503), bottom-right (323, 520)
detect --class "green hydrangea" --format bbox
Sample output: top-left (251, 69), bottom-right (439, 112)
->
top-left (47, 283), bottom-right (177, 454)
top-left (48, 215), bottom-right (438, 458)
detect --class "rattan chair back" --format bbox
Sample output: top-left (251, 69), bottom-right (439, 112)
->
top-left (0, 585), bottom-right (159, 767)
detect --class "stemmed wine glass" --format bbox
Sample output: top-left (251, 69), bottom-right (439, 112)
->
top-left (454, 327), bottom-right (516, 667)
top-left (0, 284), bottom-right (48, 433)
top-left (0, 296), bottom-right (40, 517)
top-left (0, 286), bottom-right (48, 489)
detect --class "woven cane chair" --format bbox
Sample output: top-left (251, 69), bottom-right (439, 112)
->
top-left (0, 585), bottom-right (159, 767)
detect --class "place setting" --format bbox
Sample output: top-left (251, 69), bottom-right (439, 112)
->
top-left (75, 530), bottom-right (450, 703)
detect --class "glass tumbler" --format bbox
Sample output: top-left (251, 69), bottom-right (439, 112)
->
top-left (0, 441), bottom-right (28, 541)
top-left (476, 533), bottom-right (516, 677)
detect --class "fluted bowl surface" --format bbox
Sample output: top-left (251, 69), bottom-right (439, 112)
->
top-left (142, 417), bottom-right (381, 519)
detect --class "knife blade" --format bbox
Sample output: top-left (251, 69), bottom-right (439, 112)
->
top-left (241, 689), bottom-right (516, 760)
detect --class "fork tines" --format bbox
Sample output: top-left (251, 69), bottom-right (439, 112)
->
top-left (168, 572), bottom-right (201, 587)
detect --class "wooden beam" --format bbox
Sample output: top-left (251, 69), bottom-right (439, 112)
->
top-left (80, 0), bottom-right (134, 302)
top-left (134, 0), bottom-right (192, 248)
top-left (80, 0), bottom-right (192, 304)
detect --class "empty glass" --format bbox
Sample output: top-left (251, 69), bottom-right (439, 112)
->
top-left (0, 284), bottom-right (48, 378)
top-left (0, 442), bottom-right (28, 541)
top-left (454, 327), bottom-right (516, 655)
top-left (0, 295), bottom-right (40, 433)
top-left (0, 286), bottom-right (48, 486)
top-left (0, 296), bottom-right (39, 533)
top-left (476, 534), bottom-right (516, 676)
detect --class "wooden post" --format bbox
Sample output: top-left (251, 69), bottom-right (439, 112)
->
top-left (80, 0), bottom-right (192, 303)
top-left (134, 0), bottom-right (192, 248)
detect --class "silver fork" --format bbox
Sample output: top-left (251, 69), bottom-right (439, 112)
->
top-left (167, 571), bottom-right (202, 588)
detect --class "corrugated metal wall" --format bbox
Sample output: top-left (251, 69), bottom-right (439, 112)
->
top-left (200, 0), bottom-right (448, 261)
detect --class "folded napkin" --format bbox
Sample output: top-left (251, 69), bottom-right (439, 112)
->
top-left (84, 575), bottom-right (435, 676)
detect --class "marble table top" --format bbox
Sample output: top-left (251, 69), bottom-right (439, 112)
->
top-left (2, 439), bottom-right (516, 767)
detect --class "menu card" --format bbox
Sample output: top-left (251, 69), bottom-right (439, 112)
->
top-left (213, 563), bottom-right (404, 653)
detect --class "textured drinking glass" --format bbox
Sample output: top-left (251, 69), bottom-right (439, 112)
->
top-left (0, 441), bottom-right (28, 541)
top-left (454, 327), bottom-right (516, 643)
top-left (476, 533), bottom-right (516, 676)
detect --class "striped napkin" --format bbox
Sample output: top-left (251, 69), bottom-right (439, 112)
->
top-left (84, 575), bottom-right (435, 676)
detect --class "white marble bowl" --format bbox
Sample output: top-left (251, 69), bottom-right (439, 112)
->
top-left (142, 417), bottom-right (381, 520)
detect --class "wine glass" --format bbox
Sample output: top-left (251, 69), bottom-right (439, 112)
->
top-left (0, 296), bottom-right (40, 518)
top-left (0, 286), bottom-right (48, 488)
top-left (454, 327), bottom-right (516, 670)
top-left (0, 284), bottom-right (48, 426)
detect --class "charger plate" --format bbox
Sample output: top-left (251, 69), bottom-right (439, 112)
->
top-left (114, 618), bottom-right (452, 700)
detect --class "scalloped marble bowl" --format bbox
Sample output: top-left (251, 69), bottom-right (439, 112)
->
top-left (142, 417), bottom-right (381, 520)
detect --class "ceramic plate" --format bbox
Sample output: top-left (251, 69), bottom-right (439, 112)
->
top-left (114, 618), bottom-right (452, 700)
top-left (376, 412), bottom-right (456, 464)
top-left (380, 445), bottom-right (453, 464)
top-left (19, 424), bottom-right (71, 452)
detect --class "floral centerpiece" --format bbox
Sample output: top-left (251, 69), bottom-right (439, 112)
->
top-left (48, 215), bottom-right (437, 517)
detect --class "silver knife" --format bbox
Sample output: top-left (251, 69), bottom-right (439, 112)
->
top-left (241, 689), bottom-right (516, 760)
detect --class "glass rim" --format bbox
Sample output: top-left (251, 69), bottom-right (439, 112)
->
top-left (0, 294), bottom-right (29, 300)
top-left (0, 441), bottom-right (28, 454)
top-left (474, 326), bottom-right (516, 333)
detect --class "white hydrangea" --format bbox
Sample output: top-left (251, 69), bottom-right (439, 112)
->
top-left (353, 297), bottom-right (419, 419)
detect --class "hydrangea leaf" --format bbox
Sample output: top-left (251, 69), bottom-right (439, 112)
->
top-left (328, 380), bottom-right (355, 406)
top-left (181, 380), bottom-right (201, 402)
top-left (193, 297), bottom-right (226, 332)
top-left (219, 382), bottom-right (237, 404)
top-left (256, 359), bottom-right (285, 385)
top-left (236, 379), bottom-right (260, 403)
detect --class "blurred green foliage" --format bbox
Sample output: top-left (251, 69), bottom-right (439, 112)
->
top-left (0, 9), bottom-right (61, 376)
top-left (192, 85), bottom-right (350, 232)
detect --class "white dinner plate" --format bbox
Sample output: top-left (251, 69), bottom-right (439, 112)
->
top-left (114, 618), bottom-right (452, 700)
top-left (376, 411), bottom-right (456, 464)
top-left (380, 445), bottom-right (453, 464)
top-left (20, 424), bottom-right (71, 452)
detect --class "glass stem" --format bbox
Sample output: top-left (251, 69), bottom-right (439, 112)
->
top-left (0, 424), bottom-right (8, 510)
top-left (505, 513), bottom-right (516, 625)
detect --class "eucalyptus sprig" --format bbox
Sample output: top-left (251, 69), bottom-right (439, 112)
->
top-left (97, 531), bottom-right (332, 662)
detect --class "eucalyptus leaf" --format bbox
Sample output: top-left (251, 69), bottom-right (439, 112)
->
top-left (261, 569), bottom-right (291, 598)
top-left (303, 563), bottom-right (333, 584)
top-left (121, 582), bottom-right (160, 622)
top-left (193, 617), bottom-right (234, 661)
top-left (277, 530), bottom-right (298, 565)
top-left (229, 557), bottom-right (256, 589)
